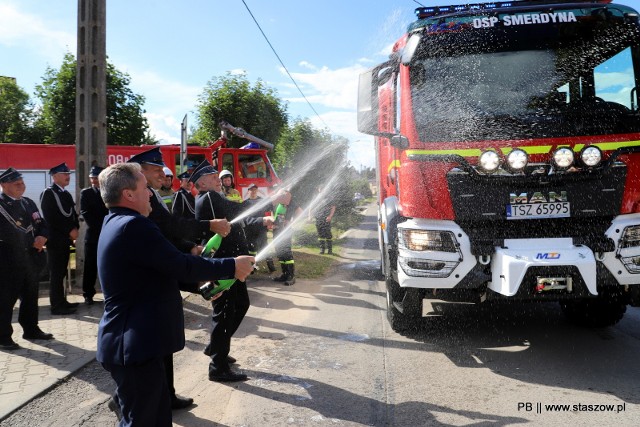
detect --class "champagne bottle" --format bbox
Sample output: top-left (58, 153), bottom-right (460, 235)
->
top-left (199, 233), bottom-right (237, 300)
top-left (201, 233), bottom-right (222, 257)
top-left (274, 203), bottom-right (287, 227)
top-left (199, 278), bottom-right (236, 300)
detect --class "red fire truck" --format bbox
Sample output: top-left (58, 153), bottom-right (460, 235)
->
top-left (0, 122), bottom-right (280, 207)
top-left (358, 0), bottom-right (640, 330)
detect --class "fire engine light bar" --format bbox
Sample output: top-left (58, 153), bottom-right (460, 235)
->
top-left (580, 146), bottom-right (602, 167)
top-left (479, 150), bottom-right (501, 173)
top-left (552, 147), bottom-right (574, 169)
top-left (506, 148), bottom-right (528, 171)
top-left (415, 0), bottom-right (612, 19)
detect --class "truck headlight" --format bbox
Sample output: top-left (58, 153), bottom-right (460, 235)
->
top-left (580, 146), bottom-right (602, 167)
top-left (479, 150), bottom-right (500, 173)
top-left (552, 147), bottom-right (574, 169)
top-left (621, 225), bottom-right (640, 248)
top-left (506, 148), bottom-right (528, 171)
top-left (399, 230), bottom-right (457, 252)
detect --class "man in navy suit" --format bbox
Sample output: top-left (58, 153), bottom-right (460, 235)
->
top-left (79, 165), bottom-right (108, 305)
top-left (96, 163), bottom-right (254, 426)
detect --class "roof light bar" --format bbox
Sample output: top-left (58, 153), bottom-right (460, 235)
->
top-left (415, 0), bottom-right (612, 19)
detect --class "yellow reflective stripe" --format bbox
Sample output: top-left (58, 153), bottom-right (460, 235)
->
top-left (406, 148), bottom-right (483, 157)
top-left (387, 160), bottom-right (401, 172)
top-left (593, 140), bottom-right (640, 151)
top-left (279, 260), bottom-right (295, 264)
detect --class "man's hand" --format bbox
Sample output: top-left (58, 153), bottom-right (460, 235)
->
top-left (33, 236), bottom-right (47, 251)
top-left (69, 228), bottom-right (79, 240)
top-left (234, 255), bottom-right (255, 281)
top-left (262, 216), bottom-right (274, 227)
top-left (209, 219), bottom-right (231, 236)
top-left (190, 245), bottom-right (204, 256)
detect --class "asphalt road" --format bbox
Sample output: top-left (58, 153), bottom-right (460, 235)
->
top-left (2, 204), bottom-right (639, 426)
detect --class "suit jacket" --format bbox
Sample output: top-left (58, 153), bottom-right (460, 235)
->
top-left (96, 207), bottom-right (236, 366)
top-left (40, 184), bottom-right (79, 244)
top-left (79, 186), bottom-right (108, 243)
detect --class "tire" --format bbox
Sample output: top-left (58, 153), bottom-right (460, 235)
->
top-left (560, 289), bottom-right (627, 328)
top-left (386, 277), bottom-right (423, 332)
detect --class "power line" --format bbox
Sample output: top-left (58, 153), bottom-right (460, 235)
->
top-left (240, 0), bottom-right (329, 129)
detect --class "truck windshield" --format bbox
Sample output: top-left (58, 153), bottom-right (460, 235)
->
top-left (410, 5), bottom-right (640, 142)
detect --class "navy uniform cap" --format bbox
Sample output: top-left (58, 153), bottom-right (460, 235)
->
top-left (89, 165), bottom-right (104, 177)
top-left (0, 167), bottom-right (23, 183)
top-left (248, 183), bottom-right (258, 190)
top-left (177, 171), bottom-right (190, 180)
top-left (189, 160), bottom-right (218, 184)
top-left (127, 147), bottom-right (166, 167)
top-left (49, 162), bottom-right (71, 175)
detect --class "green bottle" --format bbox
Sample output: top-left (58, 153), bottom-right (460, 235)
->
top-left (199, 278), bottom-right (236, 300)
top-left (274, 203), bottom-right (287, 226)
top-left (201, 233), bottom-right (223, 257)
top-left (199, 233), bottom-right (236, 300)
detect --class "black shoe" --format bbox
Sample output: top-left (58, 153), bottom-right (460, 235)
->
top-left (108, 397), bottom-right (122, 421)
top-left (171, 395), bottom-right (194, 410)
top-left (272, 274), bottom-right (287, 282)
top-left (227, 355), bottom-right (237, 364)
top-left (84, 297), bottom-right (94, 306)
top-left (65, 301), bottom-right (80, 308)
top-left (51, 306), bottom-right (77, 315)
top-left (284, 277), bottom-right (296, 286)
top-left (209, 369), bottom-right (248, 382)
top-left (0, 339), bottom-right (21, 351)
top-left (22, 329), bottom-right (54, 340)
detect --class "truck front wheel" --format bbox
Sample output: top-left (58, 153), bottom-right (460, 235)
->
top-left (559, 289), bottom-right (627, 328)
top-left (386, 278), bottom-right (423, 332)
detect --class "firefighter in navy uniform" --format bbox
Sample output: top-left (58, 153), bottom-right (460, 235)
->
top-left (171, 171), bottom-right (196, 220)
top-left (191, 160), bottom-right (275, 382)
top-left (79, 165), bottom-right (108, 305)
top-left (40, 163), bottom-right (80, 315)
top-left (0, 168), bottom-right (53, 350)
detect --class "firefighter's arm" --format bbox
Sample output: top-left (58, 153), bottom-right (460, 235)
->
top-left (327, 205), bottom-right (336, 222)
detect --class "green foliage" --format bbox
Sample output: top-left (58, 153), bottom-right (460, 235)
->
top-left (350, 178), bottom-right (373, 198)
top-left (34, 52), bottom-right (153, 146)
top-left (0, 77), bottom-right (39, 143)
top-left (193, 72), bottom-right (288, 147)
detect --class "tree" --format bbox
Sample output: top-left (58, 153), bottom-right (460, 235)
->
top-left (192, 72), bottom-right (288, 147)
top-left (0, 77), bottom-right (39, 143)
top-left (34, 52), bottom-right (154, 146)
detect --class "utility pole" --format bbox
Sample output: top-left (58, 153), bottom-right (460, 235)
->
top-left (75, 0), bottom-right (107, 283)
top-left (76, 0), bottom-right (107, 188)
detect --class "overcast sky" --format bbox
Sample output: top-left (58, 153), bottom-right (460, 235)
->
top-left (0, 0), bottom-right (449, 169)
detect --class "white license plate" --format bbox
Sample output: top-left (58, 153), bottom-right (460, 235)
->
top-left (506, 202), bottom-right (570, 220)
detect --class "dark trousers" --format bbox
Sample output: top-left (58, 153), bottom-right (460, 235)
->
top-left (103, 358), bottom-right (171, 427)
top-left (0, 252), bottom-right (40, 341)
top-left (82, 238), bottom-right (98, 299)
top-left (47, 239), bottom-right (71, 310)
top-left (274, 229), bottom-right (293, 263)
top-left (208, 281), bottom-right (250, 374)
top-left (163, 354), bottom-right (176, 398)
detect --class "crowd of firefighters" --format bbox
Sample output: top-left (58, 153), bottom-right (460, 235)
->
top-left (0, 146), bottom-right (337, 424)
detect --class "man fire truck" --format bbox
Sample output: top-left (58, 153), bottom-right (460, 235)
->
top-left (358, 0), bottom-right (640, 330)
